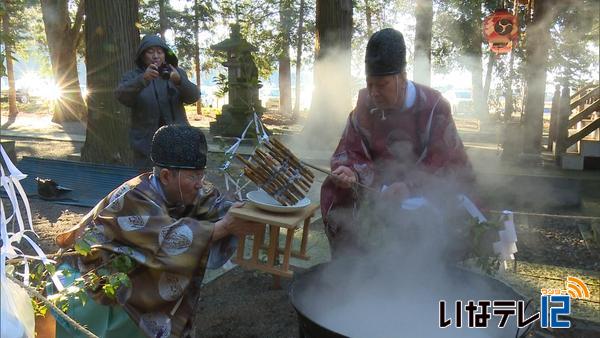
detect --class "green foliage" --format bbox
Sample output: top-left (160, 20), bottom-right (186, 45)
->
top-left (432, 0), bottom-right (598, 87)
top-left (137, 0), bottom-right (316, 82)
top-left (213, 73), bottom-right (229, 97)
top-left (1, 0), bottom-right (54, 77)
top-left (547, 0), bottom-right (599, 86)
top-left (15, 243), bottom-right (136, 317)
top-left (431, 0), bottom-right (494, 72)
top-left (73, 238), bottom-right (91, 256)
top-left (73, 231), bottom-right (98, 256)
top-left (110, 255), bottom-right (135, 273)
top-left (467, 217), bottom-right (502, 275)
top-left (352, 0), bottom-right (413, 74)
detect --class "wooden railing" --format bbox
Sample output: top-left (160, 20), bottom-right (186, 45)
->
top-left (549, 83), bottom-right (600, 156)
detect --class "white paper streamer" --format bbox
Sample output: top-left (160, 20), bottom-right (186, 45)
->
top-left (1, 145), bottom-right (64, 291)
top-left (457, 195), bottom-right (518, 271)
top-left (457, 194), bottom-right (488, 223)
top-left (492, 211), bottom-right (518, 270)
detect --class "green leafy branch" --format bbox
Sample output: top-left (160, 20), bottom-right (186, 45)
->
top-left (214, 73), bottom-right (229, 98)
top-left (10, 231), bottom-right (136, 318)
top-left (467, 217), bottom-right (502, 275)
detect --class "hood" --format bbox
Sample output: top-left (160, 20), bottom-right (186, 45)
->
top-left (135, 34), bottom-right (178, 69)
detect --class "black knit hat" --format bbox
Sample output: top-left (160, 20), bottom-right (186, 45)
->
top-left (151, 125), bottom-right (207, 169)
top-left (365, 28), bottom-right (407, 76)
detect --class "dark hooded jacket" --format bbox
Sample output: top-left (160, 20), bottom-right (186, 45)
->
top-left (115, 35), bottom-right (199, 159)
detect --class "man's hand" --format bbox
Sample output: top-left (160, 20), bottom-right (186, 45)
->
top-left (381, 182), bottom-right (410, 201)
top-left (404, 170), bottom-right (428, 191)
top-left (331, 165), bottom-right (357, 189)
top-left (212, 202), bottom-right (263, 241)
top-left (169, 65), bottom-right (181, 85)
top-left (143, 64), bottom-right (159, 81)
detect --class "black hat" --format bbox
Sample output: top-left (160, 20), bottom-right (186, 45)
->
top-left (365, 28), bottom-right (407, 76)
top-left (151, 125), bottom-right (207, 169)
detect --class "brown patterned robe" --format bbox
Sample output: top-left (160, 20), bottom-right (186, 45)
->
top-left (57, 173), bottom-right (235, 338)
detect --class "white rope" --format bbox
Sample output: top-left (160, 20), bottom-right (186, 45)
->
top-left (220, 111), bottom-right (270, 199)
top-left (8, 275), bottom-right (99, 338)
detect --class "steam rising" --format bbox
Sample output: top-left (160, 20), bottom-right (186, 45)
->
top-left (293, 173), bottom-right (529, 337)
top-left (297, 48), bottom-right (355, 155)
top-left (286, 5), bottom-right (597, 333)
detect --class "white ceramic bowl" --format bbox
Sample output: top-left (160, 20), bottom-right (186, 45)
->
top-left (246, 189), bottom-right (311, 213)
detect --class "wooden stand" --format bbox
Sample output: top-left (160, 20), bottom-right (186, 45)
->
top-left (229, 203), bottom-right (319, 282)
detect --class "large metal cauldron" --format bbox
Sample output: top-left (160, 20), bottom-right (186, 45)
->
top-left (290, 263), bottom-right (534, 338)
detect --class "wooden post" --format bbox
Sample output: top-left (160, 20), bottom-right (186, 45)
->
top-left (236, 234), bottom-right (247, 262)
top-left (547, 84), bottom-right (561, 151)
top-left (251, 225), bottom-right (266, 264)
top-left (555, 84), bottom-right (571, 160)
top-left (578, 85), bottom-right (587, 112)
top-left (281, 228), bottom-right (294, 271)
top-left (267, 226), bottom-right (280, 266)
top-left (298, 214), bottom-right (312, 259)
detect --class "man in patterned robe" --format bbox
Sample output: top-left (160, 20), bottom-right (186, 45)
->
top-left (321, 28), bottom-right (475, 256)
top-left (56, 125), bottom-right (262, 337)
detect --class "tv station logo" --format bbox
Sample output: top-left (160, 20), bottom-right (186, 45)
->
top-left (439, 276), bottom-right (590, 330)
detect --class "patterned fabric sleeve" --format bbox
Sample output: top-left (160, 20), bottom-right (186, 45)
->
top-left (91, 186), bottom-right (213, 271)
top-left (320, 90), bottom-right (376, 241)
top-left (56, 177), bottom-right (218, 338)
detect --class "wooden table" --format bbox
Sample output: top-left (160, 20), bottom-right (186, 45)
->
top-left (229, 202), bottom-right (320, 279)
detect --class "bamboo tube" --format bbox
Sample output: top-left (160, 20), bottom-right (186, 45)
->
top-left (237, 142), bottom-right (314, 205)
top-left (240, 156), bottom-right (299, 205)
top-left (263, 142), bottom-right (314, 183)
top-left (251, 163), bottom-right (299, 204)
top-left (273, 146), bottom-right (315, 184)
top-left (253, 150), bottom-right (308, 197)
top-left (270, 139), bottom-right (315, 179)
top-left (244, 168), bottom-right (290, 205)
top-left (255, 149), bottom-right (311, 191)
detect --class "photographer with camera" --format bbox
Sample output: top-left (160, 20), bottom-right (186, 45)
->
top-left (116, 35), bottom-right (199, 170)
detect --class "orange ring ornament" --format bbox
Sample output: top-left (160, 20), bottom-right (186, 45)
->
top-left (483, 9), bottom-right (519, 54)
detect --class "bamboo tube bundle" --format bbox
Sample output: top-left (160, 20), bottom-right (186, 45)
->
top-left (236, 139), bottom-right (314, 206)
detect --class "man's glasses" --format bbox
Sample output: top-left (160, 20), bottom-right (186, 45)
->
top-left (178, 170), bottom-right (205, 184)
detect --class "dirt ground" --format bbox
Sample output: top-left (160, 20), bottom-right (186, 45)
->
top-left (1, 135), bottom-right (302, 338)
top-left (1, 130), bottom-right (599, 337)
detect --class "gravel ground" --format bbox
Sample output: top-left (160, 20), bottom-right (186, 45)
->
top-left (516, 215), bottom-right (600, 271)
top-left (2, 134), bottom-right (599, 338)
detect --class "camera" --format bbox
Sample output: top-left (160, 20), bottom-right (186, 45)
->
top-left (157, 63), bottom-right (171, 80)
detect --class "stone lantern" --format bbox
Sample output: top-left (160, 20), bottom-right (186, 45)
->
top-left (210, 24), bottom-right (264, 137)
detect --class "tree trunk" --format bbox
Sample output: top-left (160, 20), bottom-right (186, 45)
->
top-left (306, 0), bottom-right (353, 146)
top-left (504, 49), bottom-right (515, 122)
top-left (365, 0), bottom-right (373, 37)
top-left (2, 5), bottom-right (18, 122)
top-left (81, 0), bottom-right (139, 165)
top-left (522, 0), bottom-right (554, 155)
top-left (547, 83), bottom-right (561, 150)
top-left (194, 0), bottom-right (201, 115)
top-left (40, 0), bottom-right (86, 123)
top-left (292, 0), bottom-right (305, 119)
top-left (483, 51), bottom-right (496, 113)
top-left (469, 3), bottom-right (485, 117)
top-left (158, 0), bottom-right (167, 38)
top-left (278, 0), bottom-right (292, 116)
top-left (414, 0), bottom-right (432, 86)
